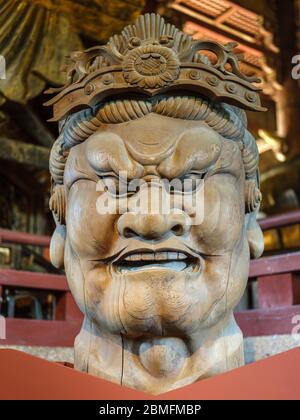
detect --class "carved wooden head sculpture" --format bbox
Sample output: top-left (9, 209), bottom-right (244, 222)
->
top-left (46, 14), bottom-right (265, 394)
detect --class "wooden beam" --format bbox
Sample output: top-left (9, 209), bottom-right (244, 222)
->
top-left (171, 3), bottom-right (256, 48)
top-left (235, 305), bottom-right (300, 337)
top-left (0, 269), bottom-right (68, 291)
top-left (15, 106), bottom-right (54, 148)
top-left (0, 161), bottom-right (46, 195)
top-left (2, 102), bottom-right (55, 148)
top-left (170, 2), bottom-right (278, 58)
top-left (0, 228), bottom-right (50, 247)
top-left (215, 6), bottom-right (236, 24)
top-left (2, 306), bottom-right (300, 345)
top-left (259, 210), bottom-right (300, 230)
top-left (0, 136), bottom-right (49, 169)
top-left (249, 252), bottom-right (300, 278)
top-left (4, 318), bottom-right (80, 347)
top-left (260, 156), bottom-right (300, 184)
top-left (231, 0), bottom-right (276, 18)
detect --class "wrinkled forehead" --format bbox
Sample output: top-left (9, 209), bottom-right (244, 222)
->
top-left (64, 112), bottom-right (243, 182)
top-left (86, 113), bottom-right (222, 165)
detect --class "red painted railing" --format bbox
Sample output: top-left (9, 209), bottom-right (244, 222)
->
top-left (259, 210), bottom-right (300, 231)
top-left (240, 210), bottom-right (300, 337)
top-left (0, 210), bottom-right (300, 345)
top-left (0, 228), bottom-right (50, 247)
top-left (0, 228), bottom-right (82, 346)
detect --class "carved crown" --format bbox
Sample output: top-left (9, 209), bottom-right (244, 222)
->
top-left (44, 13), bottom-right (266, 121)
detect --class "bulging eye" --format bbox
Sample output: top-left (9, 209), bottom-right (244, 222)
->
top-left (182, 173), bottom-right (205, 193)
top-left (127, 179), bottom-right (145, 196)
top-left (164, 173), bottom-right (205, 194)
top-left (100, 176), bottom-right (118, 194)
top-left (98, 174), bottom-right (143, 197)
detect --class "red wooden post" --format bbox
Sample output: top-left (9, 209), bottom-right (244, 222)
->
top-left (257, 273), bottom-right (300, 309)
top-left (55, 292), bottom-right (82, 322)
top-left (0, 285), bottom-right (2, 315)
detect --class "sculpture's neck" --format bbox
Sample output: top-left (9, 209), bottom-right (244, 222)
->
top-left (74, 314), bottom-right (244, 395)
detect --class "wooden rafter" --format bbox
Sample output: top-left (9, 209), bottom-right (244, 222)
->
top-left (215, 6), bottom-right (236, 24)
top-left (0, 137), bottom-right (49, 170)
top-left (169, 0), bottom-right (278, 53)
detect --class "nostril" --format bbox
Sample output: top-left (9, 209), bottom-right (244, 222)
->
top-left (123, 227), bottom-right (136, 238)
top-left (171, 224), bottom-right (184, 236)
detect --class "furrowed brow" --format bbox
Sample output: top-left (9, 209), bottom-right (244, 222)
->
top-left (158, 127), bottom-right (222, 178)
top-left (86, 132), bottom-right (144, 179)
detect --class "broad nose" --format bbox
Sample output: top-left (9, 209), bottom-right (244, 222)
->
top-left (117, 211), bottom-right (191, 240)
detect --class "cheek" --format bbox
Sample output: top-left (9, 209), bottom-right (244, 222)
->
top-left (64, 238), bottom-right (85, 313)
top-left (66, 181), bottom-right (117, 258)
top-left (227, 235), bottom-right (250, 308)
top-left (192, 175), bottom-right (244, 253)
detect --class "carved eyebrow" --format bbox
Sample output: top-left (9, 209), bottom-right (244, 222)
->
top-left (208, 140), bottom-right (242, 177)
top-left (65, 154), bottom-right (127, 190)
top-left (86, 132), bottom-right (144, 179)
top-left (64, 152), bottom-right (99, 189)
top-left (158, 128), bottom-right (222, 178)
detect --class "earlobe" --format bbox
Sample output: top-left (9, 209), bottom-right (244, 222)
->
top-left (244, 178), bottom-right (264, 259)
top-left (49, 184), bottom-right (67, 268)
top-left (246, 212), bottom-right (264, 259)
top-left (50, 223), bottom-right (66, 269)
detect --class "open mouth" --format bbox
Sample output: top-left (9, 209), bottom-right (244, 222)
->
top-left (113, 249), bottom-right (200, 273)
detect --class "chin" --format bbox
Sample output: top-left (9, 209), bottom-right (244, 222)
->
top-left (85, 268), bottom-right (223, 339)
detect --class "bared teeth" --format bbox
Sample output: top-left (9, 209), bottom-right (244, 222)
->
top-left (123, 251), bottom-right (188, 262)
top-left (177, 253), bottom-right (186, 260)
top-left (117, 250), bottom-right (198, 273)
top-left (155, 252), bottom-right (167, 261)
top-left (140, 253), bottom-right (152, 261)
top-left (167, 252), bottom-right (178, 260)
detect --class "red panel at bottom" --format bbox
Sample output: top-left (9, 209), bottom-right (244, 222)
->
top-left (1, 348), bottom-right (300, 399)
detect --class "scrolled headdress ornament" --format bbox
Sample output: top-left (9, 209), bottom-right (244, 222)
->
top-left (44, 13), bottom-right (266, 122)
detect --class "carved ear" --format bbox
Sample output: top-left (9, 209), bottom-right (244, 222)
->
top-left (245, 180), bottom-right (264, 259)
top-left (246, 212), bottom-right (264, 259)
top-left (49, 185), bottom-right (66, 269)
top-left (50, 222), bottom-right (66, 269)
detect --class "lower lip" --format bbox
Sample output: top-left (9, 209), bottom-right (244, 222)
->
top-left (114, 260), bottom-right (200, 274)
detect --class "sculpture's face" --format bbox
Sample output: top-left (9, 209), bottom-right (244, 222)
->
top-left (64, 112), bottom-right (249, 339)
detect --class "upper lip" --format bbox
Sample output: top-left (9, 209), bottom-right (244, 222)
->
top-left (89, 245), bottom-right (202, 272)
top-left (112, 247), bottom-right (199, 265)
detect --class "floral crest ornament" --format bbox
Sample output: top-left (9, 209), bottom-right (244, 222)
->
top-left (45, 13), bottom-right (266, 121)
top-left (122, 38), bottom-right (180, 88)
